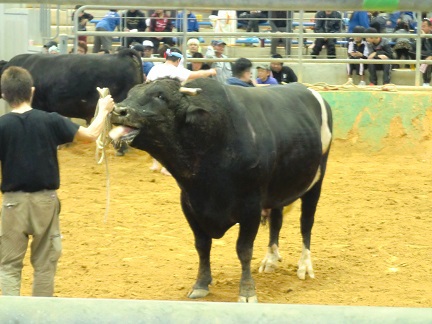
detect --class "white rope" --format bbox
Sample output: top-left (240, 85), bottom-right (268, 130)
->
top-left (94, 87), bottom-right (113, 223)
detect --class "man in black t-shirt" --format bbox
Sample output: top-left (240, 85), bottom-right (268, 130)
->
top-left (270, 54), bottom-right (298, 84)
top-left (0, 66), bottom-right (114, 297)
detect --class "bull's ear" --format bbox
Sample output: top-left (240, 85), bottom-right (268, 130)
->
top-left (185, 105), bottom-right (210, 124)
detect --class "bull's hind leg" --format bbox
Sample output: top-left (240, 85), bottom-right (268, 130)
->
top-left (298, 180), bottom-right (324, 280)
top-left (259, 208), bottom-right (283, 273)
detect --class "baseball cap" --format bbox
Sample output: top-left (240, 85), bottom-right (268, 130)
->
top-left (213, 40), bottom-right (226, 46)
top-left (142, 40), bottom-right (154, 48)
top-left (44, 40), bottom-right (58, 48)
top-left (256, 63), bottom-right (270, 70)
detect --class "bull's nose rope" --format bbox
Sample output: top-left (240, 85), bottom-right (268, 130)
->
top-left (95, 87), bottom-right (113, 223)
top-left (95, 87), bottom-right (114, 164)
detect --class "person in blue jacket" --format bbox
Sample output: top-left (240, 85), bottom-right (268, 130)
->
top-left (348, 11), bottom-right (370, 33)
top-left (175, 10), bottom-right (199, 45)
top-left (92, 9), bottom-right (121, 53)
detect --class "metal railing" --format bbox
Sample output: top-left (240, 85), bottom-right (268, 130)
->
top-left (68, 6), bottom-right (432, 86)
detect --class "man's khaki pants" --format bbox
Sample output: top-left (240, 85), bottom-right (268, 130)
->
top-left (0, 190), bottom-right (61, 296)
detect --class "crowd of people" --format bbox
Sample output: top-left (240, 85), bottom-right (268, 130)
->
top-left (64, 7), bottom-right (432, 87)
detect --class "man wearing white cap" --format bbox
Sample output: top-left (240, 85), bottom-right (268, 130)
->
top-left (142, 40), bottom-right (156, 77)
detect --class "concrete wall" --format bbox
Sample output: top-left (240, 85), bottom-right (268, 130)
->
top-left (320, 90), bottom-right (432, 151)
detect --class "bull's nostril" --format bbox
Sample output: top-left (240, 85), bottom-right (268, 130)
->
top-left (113, 107), bottom-right (128, 117)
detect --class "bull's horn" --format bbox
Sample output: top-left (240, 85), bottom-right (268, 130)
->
top-left (179, 87), bottom-right (202, 96)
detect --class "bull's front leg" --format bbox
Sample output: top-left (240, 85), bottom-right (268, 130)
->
top-left (187, 229), bottom-right (213, 299)
top-left (237, 209), bottom-right (261, 303)
top-left (181, 198), bottom-right (213, 299)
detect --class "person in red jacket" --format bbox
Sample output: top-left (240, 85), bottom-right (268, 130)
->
top-left (149, 9), bottom-right (175, 53)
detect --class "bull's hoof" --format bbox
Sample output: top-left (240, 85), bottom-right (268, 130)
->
top-left (238, 295), bottom-right (258, 303)
top-left (187, 288), bottom-right (209, 299)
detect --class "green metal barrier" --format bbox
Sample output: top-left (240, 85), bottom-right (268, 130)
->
top-left (320, 91), bottom-right (432, 151)
top-left (0, 297), bottom-right (431, 323)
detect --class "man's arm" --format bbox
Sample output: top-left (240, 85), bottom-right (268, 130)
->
top-left (74, 96), bottom-right (115, 142)
top-left (187, 68), bottom-right (217, 80)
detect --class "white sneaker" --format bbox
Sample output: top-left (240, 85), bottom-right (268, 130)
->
top-left (423, 83), bottom-right (430, 87)
top-left (359, 81), bottom-right (366, 86)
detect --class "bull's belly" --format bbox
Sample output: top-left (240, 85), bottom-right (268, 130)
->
top-left (262, 165), bottom-right (321, 208)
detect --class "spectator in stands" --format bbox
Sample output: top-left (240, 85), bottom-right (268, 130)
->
top-left (121, 9), bottom-right (147, 48)
top-left (369, 11), bottom-right (388, 33)
top-left (92, 9), bottom-right (121, 53)
top-left (412, 19), bottom-right (432, 86)
top-left (238, 11), bottom-right (268, 33)
top-left (186, 38), bottom-right (201, 57)
top-left (146, 47), bottom-right (217, 175)
top-left (210, 10), bottom-right (237, 46)
top-left (226, 58), bottom-right (255, 87)
top-left (365, 27), bottom-right (393, 85)
top-left (141, 40), bottom-right (156, 78)
top-left (311, 10), bottom-right (342, 59)
top-left (205, 40), bottom-right (232, 83)
top-left (71, 5), bottom-right (94, 43)
top-left (347, 26), bottom-right (369, 85)
top-left (187, 52), bottom-right (210, 71)
top-left (392, 21), bottom-right (414, 68)
top-left (149, 9), bottom-right (175, 53)
top-left (69, 40), bottom-right (88, 54)
top-left (348, 11), bottom-right (370, 33)
top-left (268, 11), bottom-right (290, 55)
top-left (270, 53), bottom-right (298, 84)
top-left (256, 64), bottom-right (278, 85)
top-left (175, 10), bottom-right (199, 45)
top-left (42, 41), bottom-right (58, 54)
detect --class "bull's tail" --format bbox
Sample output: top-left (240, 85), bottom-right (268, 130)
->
top-left (0, 60), bottom-right (9, 94)
top-left (117, 48), bottom-right (144, 83)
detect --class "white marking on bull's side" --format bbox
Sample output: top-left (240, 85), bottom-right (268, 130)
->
top-left (259, 244), bottom-right (282, 273)
top-left (305, 166), bottom-right (321, 193)
top-left (297, 244), bottom-right (315, 280)
top-left (307, 88), bottom-right (332, 154)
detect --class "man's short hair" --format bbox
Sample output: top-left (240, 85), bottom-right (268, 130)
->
top-left (366, 26), bottom-right (379, 34)
top-left (271, 53), bottom-right (284, 65)
top-left (232, 57), bottom-right (252, 78)
top-left (1, 66), bottom-right (33, 107)
top-left (353, 26), bottom-right (366, 33)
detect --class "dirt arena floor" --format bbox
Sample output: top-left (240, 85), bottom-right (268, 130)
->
top-left (4, 140), bottom-right (432, 307)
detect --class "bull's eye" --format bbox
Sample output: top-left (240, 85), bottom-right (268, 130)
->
top-left (158, 94), bottom-right (164, 100)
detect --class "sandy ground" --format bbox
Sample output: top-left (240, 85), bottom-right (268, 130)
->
top-left (3, 140), bottom-right (432, 306)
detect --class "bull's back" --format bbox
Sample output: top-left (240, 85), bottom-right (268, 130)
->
top-left (2, 52), bottom-right (142, 120)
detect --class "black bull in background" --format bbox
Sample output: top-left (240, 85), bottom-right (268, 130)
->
top-left (111, 78), bottom-right (333, 302)
top-left (0, 49), bottom-right (143, 124)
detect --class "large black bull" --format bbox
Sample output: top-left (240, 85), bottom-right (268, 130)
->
top-left (110, 78), bottom-right (332, 302)
top-left (0, 49), bottom-right (143, 124)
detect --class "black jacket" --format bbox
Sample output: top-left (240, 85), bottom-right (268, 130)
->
top-left (314, 11), bottom-right (342, 33)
